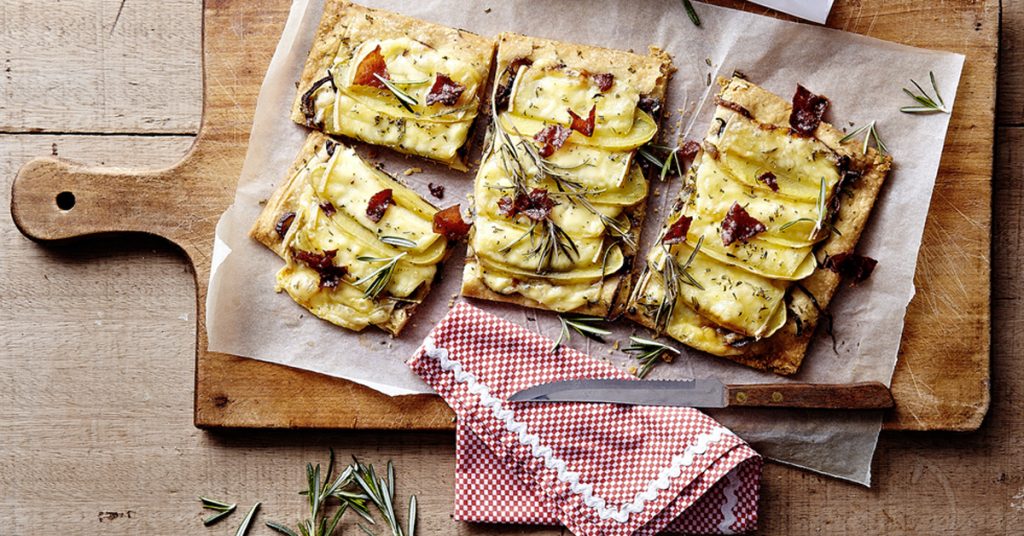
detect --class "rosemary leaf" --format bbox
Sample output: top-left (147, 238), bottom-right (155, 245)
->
top-left (204, 507), bottom-right (237, 526)
top-left (234, 503), bottom-right (260, 536)
top-left (380, 236), bottom-right (417, 248)
top-left (200, 496), bottom-right (237, 511)
top-left (407, 496), bottom-right (417, 536)
top-left (374, 74), bottom-right (418, 113)
top-left (623, 336), bottom-right (681, 378)
top-left (681, 0), bottom-right (701, 26)
top-left (267, 521), bottom-right (301, 536)
top-left (354, 253), bottom-right (407, 299)
top-left (900, 71), bottom-right (948, 114)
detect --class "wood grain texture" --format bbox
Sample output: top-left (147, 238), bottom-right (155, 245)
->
top-left (8, 0), bottom-right (993, 432)
top-left (0, 0), bottom-right (203, 134)
top-left (726, 382), bottom-right (894, 410)
top-left (2, 1), bottom-right (1017, 533)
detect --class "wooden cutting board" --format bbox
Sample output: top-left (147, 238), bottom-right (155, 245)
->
top-left (9, 0), bottom-right (994, 431)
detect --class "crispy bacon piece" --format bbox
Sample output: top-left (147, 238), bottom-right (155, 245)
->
top-left (319, 201), bottom-right (337, 216)
top-left (824, 252), bottom-right (877, 285)
top-left (757, 171), bottom-right (779, 192)
top-left (638, 95), bottom-right (661, 116)
top-left (432, 205), bottom-right (471, 241)
top-left (498, 188), bottom-right (556, 222)
top-left (568, 106), bottom-right (596, 137)
top-left (533, 125), bottom-right (572, 157)
top-left (789, 85), bottom-right (829, 137)
top-left (366, 189), bottom-right (394, 223)
top-left (495, 58), bottom-right (533, 112)
top-left (593, 72), bottom-right (614, 92)
top-left (428, 182), bottom-right (445, 199)
top-left (662, 215), bottom-right (693, 245)
top-left (293, 249), bottom-right (348, 288)
top-left (352, 45), bottom-right (389, 89)
top-left (680, 139), bottom-right (701, 167)
top-left (426, 73), bottom-right (465, 106)
top-left (275, 211), bottom-right (296, 238)
top-left (720, 202), bottom-right (766, 247)
top-left (581, 71), bottom-right (614, 92)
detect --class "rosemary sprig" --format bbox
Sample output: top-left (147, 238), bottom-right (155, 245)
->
top-left (623, 336), bottom-right (681, 378)
top-left (235, 503), bottom-right (260, 536)
top-left (900, 71), bottom-right (948, 114)
top-left (778, 176), bottom-right (841, 239)
top-left (374, 74), bottom-right (418, 113)
top-left (200, 496), bottom-right (237, 526)
top-left (638, 144), bottom-right (686, 182)
top-left (681, 0), bottom-right (701, 26)
top-left (379, 235), bottom-right (417, 248)
top-left (488, 84), bottom-right (636, 250)
top-left (265, 448), bottom-right (354, 536)
top-left (837, 121), bottom-right (887, 155)
top-left (350, 459), bottom-right (416, 536)
top-left (652, 235), bottom-right (705, 332)
top-left (550, 314), bottom-right (611, 352)
top-left (354, 253), bottom-right (407, 299)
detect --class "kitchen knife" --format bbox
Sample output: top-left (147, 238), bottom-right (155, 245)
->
top-left (508, 379), bottom-right (894, 410)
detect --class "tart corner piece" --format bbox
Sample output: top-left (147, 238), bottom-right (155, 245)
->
top-left (626, 76), bottom-right (892, 374)
top-left (251, 131), bottom-right (451, 336)
top-left (461, 33), bottom-right (673, 317)
top-left (290, 0), bottom-right (495, 171)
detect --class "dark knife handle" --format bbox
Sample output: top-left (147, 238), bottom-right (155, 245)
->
top-left (725, 382), bottom-right (894, 410)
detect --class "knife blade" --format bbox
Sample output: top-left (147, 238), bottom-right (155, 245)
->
top-left (508, 379), bottom-right (894, 410)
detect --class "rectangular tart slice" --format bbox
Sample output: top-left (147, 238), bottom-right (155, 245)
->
top-left (251, 132), bottom-right (451, 335)
top-left (291, 0), bottom-right (495, 171)
top-left (626, 76), bottom-right (892, 374)
top-left (461, 32), bottom-right (672, 317)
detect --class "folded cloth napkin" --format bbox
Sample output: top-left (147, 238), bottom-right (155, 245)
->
top-left (408, 303), bottom-right (763, 535)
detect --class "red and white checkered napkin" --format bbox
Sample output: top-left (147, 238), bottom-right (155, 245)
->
top-left (407, 303), bottom-right (763, 535)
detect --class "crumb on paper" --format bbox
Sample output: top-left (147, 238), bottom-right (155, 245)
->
top-left (448, 293), bottom-right (458, 308)
top-left (612, 340), bottom-right (620, 350)
top-left (258, 198), bottom-right (268, 205)
top-left (628, 365), bottom-right (638, 375)
top-left (484, 7), bottom-right (491, 13)
top-left (403, 167), bottom-right (423, 176)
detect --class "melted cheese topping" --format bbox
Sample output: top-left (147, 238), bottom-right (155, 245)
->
top-left (633, 103), bottom-right (843, 341)
top-left (275, 144), bottom-right (446, 332)
top-left (308, 37), bottom-right (486, 165)
top-left (467, 60), bottom-right (654, 311)
top-left (510, 63), bottom-right (639, 135)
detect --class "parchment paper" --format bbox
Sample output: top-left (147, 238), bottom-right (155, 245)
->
top-left (206, 0), bottom-right (964, 485)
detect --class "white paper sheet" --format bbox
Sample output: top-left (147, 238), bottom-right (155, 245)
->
top-left (205, 0), bottom-right (964, 485)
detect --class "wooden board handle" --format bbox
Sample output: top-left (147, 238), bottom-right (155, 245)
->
top-left (11, 154), bottom-right (197, 244)
top-left (726, 381), bottom-right (894, 409)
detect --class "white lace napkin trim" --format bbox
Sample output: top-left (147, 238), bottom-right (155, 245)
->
top-left (423, 337), bottom-right (728, 524)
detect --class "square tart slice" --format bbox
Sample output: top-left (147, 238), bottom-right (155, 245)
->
top-left (251, 132), bottom-right (452, 336)
top-left (291, 0), bottom-right (495, 171)
top-left (627, 77), bottom-right (892, 374)
top-left (461, 32), bottom-right (673, 317)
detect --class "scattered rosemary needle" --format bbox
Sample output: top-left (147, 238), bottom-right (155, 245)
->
top-left (550, 314), bottom-right (611, 352)
top-left (638, 144), bottom-right (685, 182)
top-left (623, 336), bottom-right (681, 378)
top-left (234, 502), bottom-right (260, 536)
top-left (838, 121), bottom-right (887, 156)
top-left (355, 253), bottom-right (407, 299)
top-left (350, 459), bottom-right (416, 536)
top-left (374, 74), bottom-right (418, 113)
top-left (199, 496), bottom-right (237, 526)
top-left (379, 235), bottom-right (417, 248)
top-left (778, 177), bottom-right (840, 238)
top-left (900, 71), bottom-right (948, 114)
top-left (681, 0), bottom-right (701, 27)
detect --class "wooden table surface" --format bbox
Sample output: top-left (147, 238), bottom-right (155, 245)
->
top-left (1, 1), bottom-right (1019, 534)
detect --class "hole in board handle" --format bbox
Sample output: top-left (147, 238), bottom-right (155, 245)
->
top-left (55, 191), bottom-right (75, 211)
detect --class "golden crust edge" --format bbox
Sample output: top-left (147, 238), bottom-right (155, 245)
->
top-left (626, 77), bottom-right (893, 375)
top-left (460, 41), bottom-right (672, 317)
top-left (249, 130), bottom-right (445, 336)
top-left (288, 0), bottom-right (494, 170)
